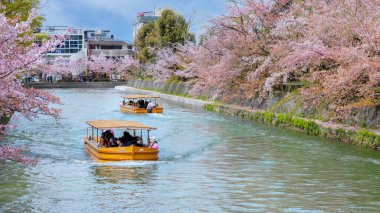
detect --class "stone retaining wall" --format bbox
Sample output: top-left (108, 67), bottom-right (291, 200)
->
top-left (115, 86), bottom-right (211, 107)
top-left (117, 83), bottom-right (380, 151)
top-left (124, 79), bottom-right (192, 95)
top-left (24, 82), bottom-right (126, 89)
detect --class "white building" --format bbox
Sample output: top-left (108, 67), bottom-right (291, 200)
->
top-left (37, 26), bottom-right (87, 81)
top-left (85, 29), bottom-right (133, 58)
top-left (41, 26), bottom-right (86, 57)
top-left (34, 26), bottom-right (134, 82)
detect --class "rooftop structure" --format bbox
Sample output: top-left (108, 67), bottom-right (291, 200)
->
top-left (85, 29), bottom-right (134, 58)
top-left (132, 9), bottom-right (161, 41)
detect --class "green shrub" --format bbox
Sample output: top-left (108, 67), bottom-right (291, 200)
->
top-left (291, 117), bottom-right (319, 135)
top-left (354, 129), bottom-right (380, 149)
top-left (205, 104), bottom-right (214, 112)
top-left (277, 113), bottom-right (292, 125)
top-left (198, 95), bottom-right (208, 101)
top-left (263, 112), bottom-right (275, 124)
top-left (335, 128), bottom-right (347, 139)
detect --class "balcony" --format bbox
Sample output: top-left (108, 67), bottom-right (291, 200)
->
top-left (90, 49), bottom-right (134, 57)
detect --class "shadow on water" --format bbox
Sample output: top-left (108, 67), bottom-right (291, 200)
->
top-left (0, 163), bottom-right (30, 212)
top-left (92, 163), bottom-right (159, 185)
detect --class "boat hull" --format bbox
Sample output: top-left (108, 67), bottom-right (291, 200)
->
top-left (84, 138), bottom-right (158, 161)
top-left (119, 106), bottom-right (163, 114)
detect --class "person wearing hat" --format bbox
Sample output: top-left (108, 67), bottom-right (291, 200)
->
top-left (149, 136), bottom-right (159, 149)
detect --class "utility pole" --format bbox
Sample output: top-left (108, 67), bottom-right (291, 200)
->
top-left (154, 0), bottom-right (156, 15)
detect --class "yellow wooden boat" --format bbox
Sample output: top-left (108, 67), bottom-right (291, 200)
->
top-left (119, 94), bottom-right (163, 114)
top-left (84, 120), bottom-right (158, 161)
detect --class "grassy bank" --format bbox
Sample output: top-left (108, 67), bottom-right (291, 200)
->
top-left (124, 79), bottom-right (380, 151)
top-left (205, 104), bottom-right (380, 151)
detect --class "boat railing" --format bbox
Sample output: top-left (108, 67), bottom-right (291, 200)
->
top-left (86, 127), bottom-right (101, 142)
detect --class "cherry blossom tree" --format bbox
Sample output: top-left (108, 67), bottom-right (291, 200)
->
top-left (270, 0), bottom-right (380, 111)
top-left (147, 47), bottom-right (182, 80)
top-left (175, 0), bottom-right (292, 97)
top-left (88, 54), bottom-right (138, 80)
top-left (0, 5), bottom-right (66, 164)
top-left (116, 55), bottom-right (139, 74)
top-left (153, 0), bottom-right (379, 117)
top-left (0, 8), bottom-right (63, 122)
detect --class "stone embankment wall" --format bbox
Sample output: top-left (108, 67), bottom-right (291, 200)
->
top-left (123, 80), bottom-right (379, 129)
top-left (24, 82), bottom-right (126, 89)
top-left (121, 79), bottom-right (380, 151)
top-left (124, 79), bottom-right (191, 95)
top-left (115, 86), bottom-right (211, 107)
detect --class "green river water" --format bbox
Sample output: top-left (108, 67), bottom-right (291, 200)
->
top-left (1, 89), bottom-right (380, 212)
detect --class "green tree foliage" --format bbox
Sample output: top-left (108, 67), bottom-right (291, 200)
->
top-left (135, 22), bottom-right (158, 63)
top-left (0, 0), bottom-right (43, 28)
top-left (135, 9), bottom-right (195, 63)
top-left (156, 9), bottom-right (188, 46)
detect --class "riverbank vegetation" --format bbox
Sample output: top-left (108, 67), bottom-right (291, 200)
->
top-left (204, 104), bottom-right (380, 150)
top-left (136, 0), bottom-right (379, 128)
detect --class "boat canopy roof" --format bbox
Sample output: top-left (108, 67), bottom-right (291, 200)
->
top-left (86, 120), bottom-right (157, 130)
top-left (122, 94), bottom-right (160, 99)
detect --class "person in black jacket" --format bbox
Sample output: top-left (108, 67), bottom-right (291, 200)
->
top-left (120, 131), bottom-right (134, 146)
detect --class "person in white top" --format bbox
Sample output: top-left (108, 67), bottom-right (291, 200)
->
top-left (147, 101), bottom-right (155, 113)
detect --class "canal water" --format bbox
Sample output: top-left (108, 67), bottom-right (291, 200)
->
top-left (1, 89), bottom-right (380, 212)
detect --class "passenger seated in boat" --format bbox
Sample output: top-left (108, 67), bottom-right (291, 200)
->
top-left (100, 131), bottom-right (108, 147)
top-left (138, 99), bottom-right (145, 108)
top-left (149, 137), bottom-right (159, 149)
top-left (117, 138), bottom-right (123, 147)
top-left (109, 137), bottom-right (118, 147)
top-left (128, 100), bottom-right (133, 105)
top-left (122, 100), bottom-right (126, 106)
top-left (120, 131), bottom-right (134, 146)
top-left (131, 136), bottom-right (140, 146)
top-left (144, 100), bottom-right (149, 108)
top-left (100, 129), bottom-right (116, 147)
top-left (135, 136), bottom-right (144, 147)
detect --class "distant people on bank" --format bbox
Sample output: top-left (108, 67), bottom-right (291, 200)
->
top-left (149, 137), bottom-right (159, 149)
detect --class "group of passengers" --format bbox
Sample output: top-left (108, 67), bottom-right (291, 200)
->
top-left (121, 99), bottom-right (157, 112)
top-left (99, 130), bottom-right (158, 149)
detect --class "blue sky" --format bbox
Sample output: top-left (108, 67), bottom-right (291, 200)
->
top-left (41, 0), bottom-right (227, 43)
